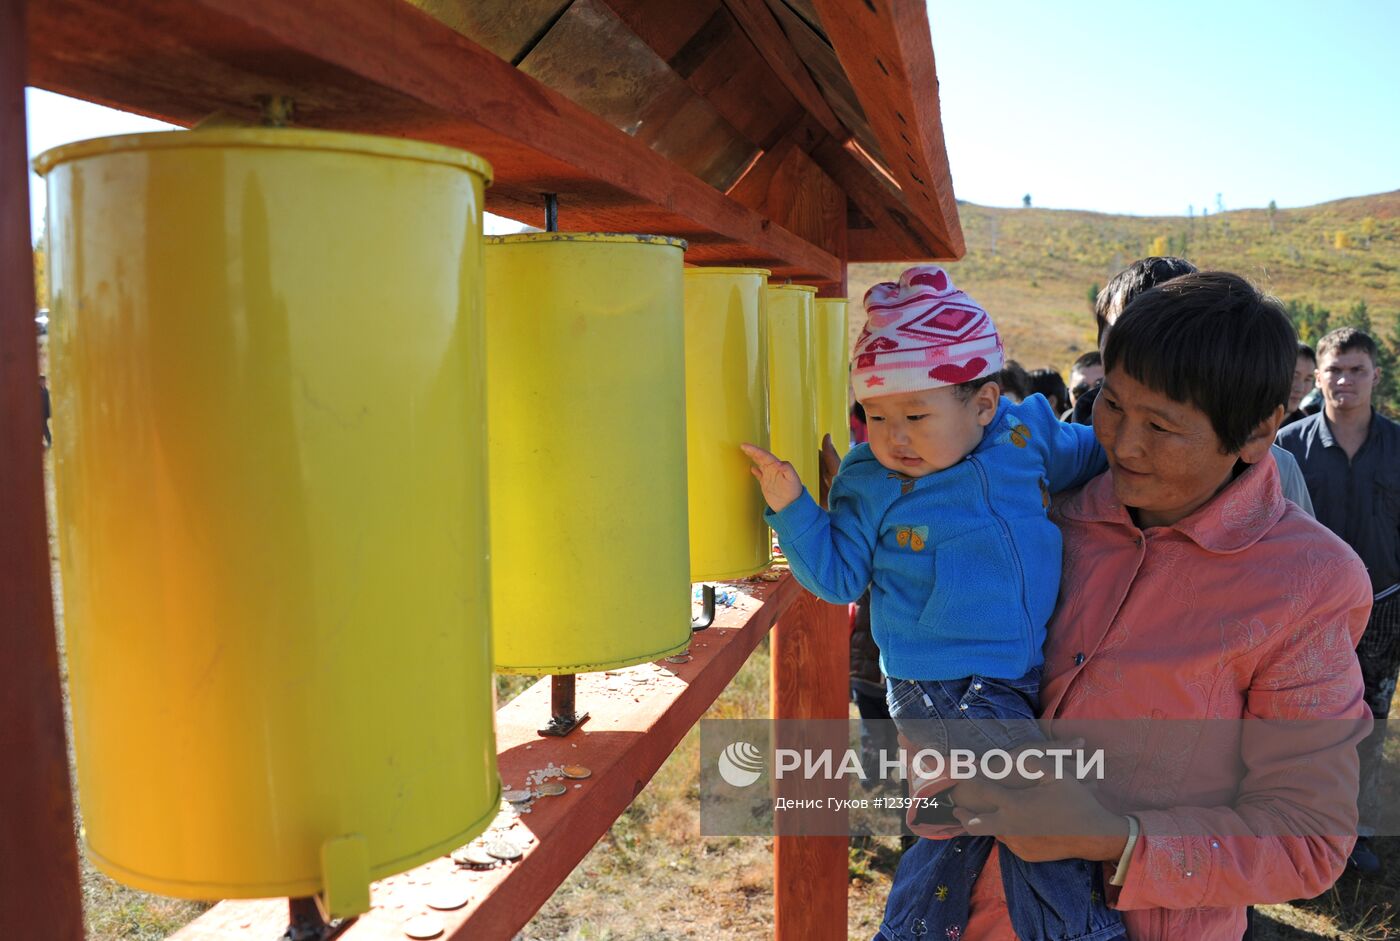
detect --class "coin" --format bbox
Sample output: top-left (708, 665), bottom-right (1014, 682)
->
top-left (561, 765), bottom-right (592, 779)
top-left (403, 913), bottom-right (445, 939)
top-left (426, 884), bottom-right (471, 911)
top-left (452, 846), bottom-right (496, 868)
top-left (484, 838), bottom-right (524, 861)
top-left (665, 654), bottom-right (692, 664)
top-left (535, 782), bottom-right (567, 797)
top-left (501, 789), bottom-right (531, 804)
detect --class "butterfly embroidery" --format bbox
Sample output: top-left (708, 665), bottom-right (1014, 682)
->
top-left (887, 471), bottom-right (916, 494)
top-left (896, 525), bottom-right (929, 552)
top-left (1009, 423), bottom-right (1031, 448)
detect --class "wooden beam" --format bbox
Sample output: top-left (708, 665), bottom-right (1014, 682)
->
top-left (720, 0), bottom-right (845, 140)
top-left (812, 135), bottom-right (957, 261)
top-left (771, 591), bottom-right (850, 941)
top-left (0, 1), bottom-right (85, 936)
top-left (26, 0), bottom-right (841, 281)
top-left (602, 0), bottom-right (806, 152)
top-left (808, 0), bottom-right (964, 258)
top-left (172, 574), bottom-right (802, 941)
top-left (728, 133), bottom-right (845, 262)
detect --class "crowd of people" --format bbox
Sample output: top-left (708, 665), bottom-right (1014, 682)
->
top-left (747, 255), bottom-right (1395, 941)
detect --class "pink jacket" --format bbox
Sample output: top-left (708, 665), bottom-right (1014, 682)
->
top-left (950, 458), bottom-right (1373, 941)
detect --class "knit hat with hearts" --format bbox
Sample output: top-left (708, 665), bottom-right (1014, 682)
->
top-left (850, 265), bottom-right (1004, 402)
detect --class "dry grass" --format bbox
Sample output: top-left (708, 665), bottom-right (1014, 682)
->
top-left (850, 190), bottom-right (1400, 379)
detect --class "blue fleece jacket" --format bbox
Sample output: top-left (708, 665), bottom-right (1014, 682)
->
top-left (767, 394), bottom-right (1105, 682)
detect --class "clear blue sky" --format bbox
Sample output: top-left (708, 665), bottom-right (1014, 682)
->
top-left (929, 0), bottom-right (1400, 215)
top-left (24, 0), bottom-right (1400, 237)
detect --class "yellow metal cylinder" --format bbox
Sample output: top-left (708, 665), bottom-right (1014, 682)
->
top-left (683, 268), bottom-right (772, 581)
top-left (766, 284), bottom-right (820, 496)
top-left (814, 297), bottom-right (851, 456)
top-left (36, 129), bottom-right (499, 912)
top-left (486, 234), bottom-right (692, 673)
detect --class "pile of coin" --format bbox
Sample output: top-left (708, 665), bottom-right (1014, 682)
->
top-left (450, 813), bottom-right (532, 873)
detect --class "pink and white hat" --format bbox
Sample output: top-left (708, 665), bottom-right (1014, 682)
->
top-left (851, 265), bottom-right (1004, 402)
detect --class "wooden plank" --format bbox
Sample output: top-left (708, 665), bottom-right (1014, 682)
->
top-left (0, 1), bottom-right (85, 936)
top-left (812, 135), bottom-right (956, 260)
top-left (172, 573), bottom-right (802, 940)
top-left (809, 0), bottom-right (965, 258)
top-left (610, 2), bottom-right (804, 151)
top-left (771, 590), bottom-right (850, 941)
top-left (762, 0), bottom-right (884, 167)
top-left (599, 0), bottom-right (720, 61)
top-left (719, 0), bottom-right (845, 140)
top-left (517, 0), bottom-right (758, 191)
top-left (26, 0), bottom-right (841, 281)
top-left (729, 128), bottom-right (845, 263)
top-left (403, 0), bottom-right (573, 64)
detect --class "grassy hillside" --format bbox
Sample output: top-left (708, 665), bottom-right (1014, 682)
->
top-left (851, 190), bottom-right (1400, 379)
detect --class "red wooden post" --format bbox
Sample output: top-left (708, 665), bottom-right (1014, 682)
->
top-left (0, 5), bottom-right (86, 934)
top-left (772, 589), bottom-right (850, 941)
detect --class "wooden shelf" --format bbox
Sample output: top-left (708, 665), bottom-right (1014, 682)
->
top-left (169, 573), bottom-right (802, 941)
top-left (26, 0), bottom-right (842, 280)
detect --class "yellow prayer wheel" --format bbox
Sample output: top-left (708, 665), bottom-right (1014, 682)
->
top-left (486, 234), bottom-right (692, 673)
top-left (683, 268), bottom-right (772, 581)
top-left (36, 129), bottom-right (499, 915)
top-left (766, 283), bottom-right (819, 496)
top-left (814, 297), bottom-right (851, 456)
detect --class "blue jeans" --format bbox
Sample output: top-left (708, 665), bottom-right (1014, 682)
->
top-left (874, 669), bottom-right (1125, 941)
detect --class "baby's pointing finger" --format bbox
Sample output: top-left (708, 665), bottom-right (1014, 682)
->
top-left (739, 442), bottom-right (781, 467)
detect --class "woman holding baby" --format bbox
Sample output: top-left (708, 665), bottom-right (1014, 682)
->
top-left (887, 271), bottom-right (1372, 941)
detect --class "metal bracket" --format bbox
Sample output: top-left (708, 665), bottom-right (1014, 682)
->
top-left (691, 583), bottom-right (716, 632)
top-left (281, 896), bottom-right (352, 941)
top-left (538, 673), bottom-right (590, 737)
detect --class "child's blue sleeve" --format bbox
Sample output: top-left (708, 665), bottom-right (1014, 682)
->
top-left (764, 477), bottom-right (874, 604)
top-left (1023, 394), bottom-right (1107, 493)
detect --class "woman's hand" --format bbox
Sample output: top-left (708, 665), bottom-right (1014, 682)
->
top-left (740, 443), bottom-right (804, 512)
top-left (948, 747), bottom-right (1129, 864)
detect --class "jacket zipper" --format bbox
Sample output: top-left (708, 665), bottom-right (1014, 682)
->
top-left (971, 456), bottom-right (1034, 664)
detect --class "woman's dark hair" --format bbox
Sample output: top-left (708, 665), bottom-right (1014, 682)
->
top-left (1028, 368), bottom-right (1068, 414)
top-left (1103, 271), bottom-right (1293, 454)
top-left (1095, 256), bottom-right (1198, 342)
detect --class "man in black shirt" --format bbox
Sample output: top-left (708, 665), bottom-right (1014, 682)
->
top-left (1277, 327), bottom-right (1400, 875)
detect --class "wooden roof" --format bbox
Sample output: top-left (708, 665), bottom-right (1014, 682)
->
top-left (27, 0), bottom-right (962, 283)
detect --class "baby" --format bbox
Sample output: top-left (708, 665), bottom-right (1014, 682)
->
top-left (742, 266), bottom-right (1122, 941)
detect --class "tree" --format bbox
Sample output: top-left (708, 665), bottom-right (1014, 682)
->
top-left (1215, 193), bottom-right (1225, 214)
top-left (1087, 283), bottom-right (1099, 312)
top-left (1022, 194), bottom-right (1032, 208)
top-left (1267, 200), bottom-right (1277, 234)
top-left (1335, 230), bottom-right (1353, 250)
top-left (1383, 315), bottom-right (1400, 417)
top-left (1334, 298), bottom-right (1372, 333)
top-left (1283, 299), bottom-right (1330, 347)
top-left (1149, 235), bottom-right (1168, 256)
top-left (1361, 216), bottom-right (1377, 248)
